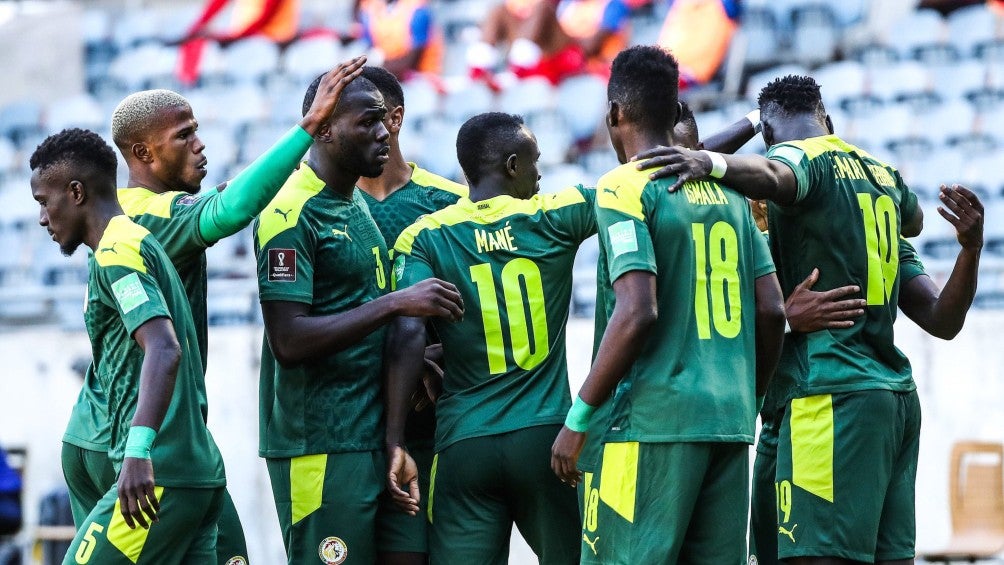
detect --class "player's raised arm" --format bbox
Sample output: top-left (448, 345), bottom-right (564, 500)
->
top-left (701, 109), bottom-right (761, 154)
top-left (898, 184), bottom-right (983, 339)
top-left (118, 317), bottom-right (181, 529)
top-left (261, 278), bottom-right (463, 367)
top-left (196, 57), bottom-right (368, 243)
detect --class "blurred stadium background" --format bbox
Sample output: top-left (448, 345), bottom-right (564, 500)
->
top-left (1, 0), bottom-right (1004, 562)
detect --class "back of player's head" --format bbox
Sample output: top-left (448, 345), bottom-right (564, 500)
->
top-left (757, 75), bottom-right (826, 121)
top-left (361, 66), bottom-right (404, 109)
top-left (302, 72), bottom-right (379, 117)
top-left (456, 112), bottom-right (527, 186)
top-left (111, 89), bottom-right (190, 149)
top-left (30, 128), bottom-right (118, 196)
top-left (674, 101), bottom-right (700, 150)
top-left (608, 45), bottom-right (680, 132)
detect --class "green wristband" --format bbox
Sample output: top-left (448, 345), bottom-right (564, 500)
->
top-left (564, 396), bottom-right (597, 433)
top-left (756, 395), bottom-right (765, 414)
top-left (124, 425), bottom-right (157, 459)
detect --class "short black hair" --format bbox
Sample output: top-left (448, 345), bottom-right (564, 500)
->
top-left (302, 73), bottom-right (378, 117)
top-left (757, 75), bottom-right (826, 119)
top-left (30, 128), bottom-right (118, 189)
top-left (362, 66), bottom-right (404, 109)
top-left (456, 112), bottom-right (527, 186)
top-left (608, 45), bottom-right (680, 132)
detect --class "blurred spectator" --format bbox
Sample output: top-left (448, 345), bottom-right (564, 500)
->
top-left (0, 447), bottom-right (19, 537)
top-left (557, 0), bottom-right (631, 77)
top-left (357, 0), bottom-right (444, 80)
top-left (918, 0), bottom-right (987, 15)
top-left (657, 0), bottom-right (740, 88)
top-left (472, 0), bottom-right (587, 85)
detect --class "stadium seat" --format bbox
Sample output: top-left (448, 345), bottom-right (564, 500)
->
top-left (579, 148), bottom-right (620, 180)
top-left (241, 123), bottom-right (292, 164)
top-left (441, 81), bottom-right (494, 123)
top-left (106, 43), bottom-right (180, 92)
top-left (790, 4), bottom-right (840, 66)
top-left (214, 84), bottom-right (269, 129)
top-left (917, 441), bottom-right (1004, 563)
top-left (852, 103), bottom-right (913, 150)
top-left (221, 38), bottom-right (281, 85)
top-left (556, 74), bottom-right (608, 141)
top-left (193, 124), bottom-right (240, 174)
top-left (884, 9), bottom-right (947, 61)
top-left (948, 4), bottom-right (997, 58)
top-left (811, 61), bottom-right (868, 113)
top-left (739, 8), bottom-right (781, 68)
top-left (401, 76), bottom-right (441, 124)
top-left (922, 100), bottom-right (977, 146)
top-left (539, 163), bottom-right (588, 195)
top-left (498, 77), bottom-right (556, 117)
top-left (745, 64), bottom-right (809, 101)
top-left (867, 61), bottom-right (934, 105)
top-left (527, 112), bottom-right (573, 167)
top-left (110, 10), bottom-right (160, 49)
top-left (415, 118), bottom-right (462, 180)
top-left (930, 60), bottom-right (988, 104)
top-left (282, 37), bottom-right (341, 82)
top-left (45, 95), bottom-right (104, 133)
top-left (0, 100), bottom-right (42, 146)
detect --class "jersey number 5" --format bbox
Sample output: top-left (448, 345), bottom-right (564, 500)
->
top-left (857, 193), bottom-right (899, 306)
top-left (470, 258), bottom-right (550, 374)
top-left (692, 222), bottom-right (741, 339)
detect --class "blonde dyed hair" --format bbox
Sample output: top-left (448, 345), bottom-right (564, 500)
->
top-left (110, 89), bottom-right (190, 148)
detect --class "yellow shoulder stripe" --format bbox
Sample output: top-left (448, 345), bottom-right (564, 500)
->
top-left (410, 163), bottom-right (468, 197)
top-left (394, 187), bottom-right (587, 254)
top-left (257, 163), bottom-right (325, 247)
top-left (597, 162), bottom-right (648, 220)
top-left (117, 187), bottom-right (185, 219)
top-left (95, 215), bottom-right (150, 273)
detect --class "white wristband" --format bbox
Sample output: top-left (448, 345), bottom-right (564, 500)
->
top-left (701, 150), bottom-right (728, 179)
top-left (746, 109), bottom-right (762, 133)
top-left (784, 318), bottom-right (792, 334)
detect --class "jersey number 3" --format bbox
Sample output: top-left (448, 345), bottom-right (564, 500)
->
top-left (470, 258), bottom-right (550, 374)
top-left (692, 221), bottom-right (741, 339)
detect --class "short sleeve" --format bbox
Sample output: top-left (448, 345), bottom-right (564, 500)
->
top-left (595, 173), bottom-right (656, 282)
top-left (894, 171), bottom-right (920, 230)
top-left (256, 219), bottom-right (316, 304)
top-left (766, 143), bottom-right (812, 204)
top-left (393, 233), bottom-right (435, 289)
top-left (552, 185), bottom-right (598, 245)
top-left (898, 237), bottom-right (926, 283)
top-left (98, 263), bottom-right (171, 336)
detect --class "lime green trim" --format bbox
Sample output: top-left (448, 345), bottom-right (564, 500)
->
top-left (107, 486), bottom-right (163, 562)
top-left (290, 453), bottom-right (326, 525)
top-left (94, 216), bottom-right (149, 273)
top-left (599, 441), bottom-right (638, 523)
top-left (256, 163), bottom-right (325, 247)
top-left (394, 186), bottom-right (587, 254)
top-left (427, 453), bottom-right (438, 524)
top-left (409, 163), bottom-right (468, 197)
top-left (597, 163), bottom-right (648, 221)
top-left (790, 394), bottom-right (834, 503)
top-left (117, 187), bottom-right (182, 219)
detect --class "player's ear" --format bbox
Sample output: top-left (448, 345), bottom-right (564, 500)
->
top-left (388, 105), bottom-right (404, 133)
top-left (315, 122), bottom-right (333, 142)
top-left (761, 121), bottom-right (775, 148)
top-left (68, 180), bottom-right (86, 205)
top-left (606, 100), bottom-right (619, 127)
top-left (505, 153), bottom-right (518, 178)
top-left (131, 142), bottom-right (153, 164)
top-left (673, 101), bottom-right (683, 127)
top-left (824, 114), bottom-right (834, 135)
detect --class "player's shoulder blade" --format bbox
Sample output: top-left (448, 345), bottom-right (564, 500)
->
top-left (94, 215), bottom-right (152, 273)
top-left (394, 198), bottom-right (475, 253)
top-left (117, 187), bottom-right (188, 219)
top-left (256, 163), bottom-right (326, 247)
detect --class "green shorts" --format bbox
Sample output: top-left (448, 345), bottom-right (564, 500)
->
top-left (63, 485), bottom-right (224, 565)
top-left (376, 444), bottom-right (434, 554)
top-left (266, 451), bottom-right (384, 565)
top-left (216, 490), bottom-right (249, 565)
top-left (61, 443), bottom-right (116, 528)
top-left (428, 424), bottom-right (579, 565)
top-left (749, 425), bottom-right (780, 565)
top-left (776, 390), bottom-right (920, 562)
top-left (582, 441), bottom-right (749, 565)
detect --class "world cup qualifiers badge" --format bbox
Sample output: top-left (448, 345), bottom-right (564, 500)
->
top-left (268, 248), bottom-right (297, 282)
top-left (318, 536), bottom-right (348, 564)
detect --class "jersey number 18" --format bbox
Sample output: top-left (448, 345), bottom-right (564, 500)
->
top-left (692, 221), bottom-right (741, 339)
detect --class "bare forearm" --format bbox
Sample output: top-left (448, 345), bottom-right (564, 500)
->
top-left (702, 119), bottom-right (756, 155)
top-left (132, 343), bottom-right (180, 430)
top-left (578, 308), bottom-right (654, 406)
top-left (754, 276), bottom-right (786, 397)
top-left (719, 155), bottom-right (796, 203)
top-left (905, 249), bottom-right (980, 339)
top-left (385, 317), bottom-right (427, 449)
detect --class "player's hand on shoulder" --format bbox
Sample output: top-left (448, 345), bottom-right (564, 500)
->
top-left (117, 457), bottom-right (159, 529)
top-left (300, 55), bottom-right (368, 135)
top-left (550, 426), bottom-right (585, 487)
top-left (631, 144), bottom-right (712, 192)
top-left (786, 268), bottom-right (865, 333)
top-left (385, 445), bottom-right (420, 516)
top-left (938, 184), bottom-right (984, 250)
top-left (393, 278), bottom-right (464, 321)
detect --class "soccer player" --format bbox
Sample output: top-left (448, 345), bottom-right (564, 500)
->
top-left (253, 71), bottom-right (464, 565)
top-left (60, 57), bottom-right (370, 564)
top-left (635, 75), bottom-right (928, 564)
top-left (549, 45), bottom-right (786, 564)
top-left (351, 65), bottom-right (467, 565)
top-left (385, 112), bottom-right (594, 565)
top-left (31, 129), bottom-right (226, 564)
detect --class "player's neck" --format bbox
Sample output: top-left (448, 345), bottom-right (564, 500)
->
top-left (356, 147), bottom-right (412, 201)
top-left (619, 128), bottom-right (672, 166)
top-left (307, 151), bottom-right (359, 198)
top-left (84, 199), bottom-right (126, 250)
top-left (468, 177), bottom-right (508, 202)
top-left (126, 168), bottom-right (173, 193)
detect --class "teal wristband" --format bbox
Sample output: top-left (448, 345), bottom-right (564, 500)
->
top-left (564, 396), bottom-right (597, 433)
top-left (124, 426), bottom-right (157, 459)
top-left (756, 395), bottom-right (765, 414)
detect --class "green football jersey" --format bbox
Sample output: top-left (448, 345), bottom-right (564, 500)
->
top-left (765, 134), bottom-right (921, 396)
top-left (360, 163), bottom-right (467, 448)
top-left (592, 163), bottom-right (775, 445)
top-left (63, 188), bottom-right (216, 451)
top-left (84, 215), bottom-right (224, 487)
top-left (759, 237), bottom-right (929, 449)
top-left (254, 163), bottom-right (389, 457)
top-left (394, 186), bottom-right (597, 452)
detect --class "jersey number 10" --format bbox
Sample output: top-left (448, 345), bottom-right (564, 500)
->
top-left (857, 193), bottom-right (899, 306)
top-left (470, 258), bottom-right (550, 374)
top-left (692, 222), bottom-right (742, 339)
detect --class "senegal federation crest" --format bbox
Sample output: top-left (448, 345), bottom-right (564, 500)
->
top-left (748, 556), bottom-right (758, 565)
top-left (224, 558), bottom-right (247, 565)
top-left (319, 537), bottom-right (348, 564)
